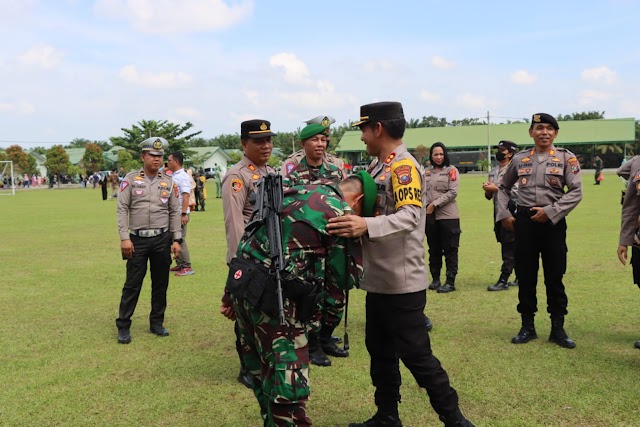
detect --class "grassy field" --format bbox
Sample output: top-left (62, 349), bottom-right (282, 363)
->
top-left (1, 172), bottom-right (639, 427)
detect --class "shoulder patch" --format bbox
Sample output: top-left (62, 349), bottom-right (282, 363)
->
top-left (285, 163), bottom-right (295, 174)
top-left (120, 181), bottom-right (129, 192)
top-left (391, 158), bottom-right (422, 210)
top-left (231, 179), bottom-right (243, 193)
top-left (449, 168), bottom-right (458, 181)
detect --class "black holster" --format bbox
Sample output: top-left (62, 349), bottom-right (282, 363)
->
top-left (226, 258), bottom-right (279, 317)
top-left (283, 276), bottom-right (320, 323)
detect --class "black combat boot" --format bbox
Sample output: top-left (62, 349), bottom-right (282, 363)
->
top-left (634, 340), bottom-right (640, 349)
top-left (511, 314), bottom-right (537, 344)
top-left (309, 332), bottom-right (331, 366)
top-left (349, 411), bottom-right (402, 427)
top-left (487, 272), bottom-right (509, 291)
top-left (428, 269), bottom-right (441, 290)
top-left (424, 314), bottom-right (433, 331)
top-left (508, 278), bottom-right (519, 287)
top-left (320, 326), bottom-right (348, 358)
top-left (237, 366), bottom-right (253, 389)
top-left (437, 273), bottom-right (456, 293)
top-left (549, 316), bottom-right (576, 349)
top-left (439, 408), bottom-right (475, 427)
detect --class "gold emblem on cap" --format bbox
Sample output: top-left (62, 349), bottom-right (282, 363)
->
top-left (533, 114), bottom-right (541, 123)
top-left (321, 117), bottom-right (330, 127)
top-left (153, 139), bottom-right (163, 149)
top-left (260, 122), bottom-right (267, 131)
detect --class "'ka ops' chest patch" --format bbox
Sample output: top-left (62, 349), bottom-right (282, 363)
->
top-left (391, 159), bottom-right (422, 209)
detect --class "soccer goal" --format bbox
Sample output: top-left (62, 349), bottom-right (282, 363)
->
top-left (0, 160), bottom-right (16, 196)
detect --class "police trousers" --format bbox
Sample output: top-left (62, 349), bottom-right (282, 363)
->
top-left (365, 291), bottom-right (459, 417)
top-left (515, 211), bottom-right (568, 317)
top-left (425, 217), bottom-right (461, 278)
top-left (116, 232), bottom-right (172, 330)
top-left (494, 221), bottom-right (515, 276)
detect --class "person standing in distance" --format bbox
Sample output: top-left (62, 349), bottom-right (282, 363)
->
top-left (115, 137), bottom-right (182, 344)
top-left (167, 152), bottom-right (195, 276)
top-left (496, 113), bottom-right (582, 349)
top-left (222, 119), bottom-right (276, 388)
top-left (327, 102), bottom-right (474, 427)
top-left (425, 142), bottom-right (461, 293)
top-left (616, 154), bottom-right (640, 349)
top-left (482, 140), bottom-right (519, 291)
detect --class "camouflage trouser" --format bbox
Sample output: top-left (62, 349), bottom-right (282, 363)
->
top-left (234, 297), bottom-right (312, 427)
top-left (311, 281), bottom-right (345, 334)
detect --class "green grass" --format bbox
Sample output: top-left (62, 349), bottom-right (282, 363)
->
top-left (1, 173), bottom-right (639, 427)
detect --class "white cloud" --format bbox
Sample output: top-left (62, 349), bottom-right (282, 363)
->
top-left (456, 93), bottom-right (486, 109)
top-left (0, 101), bottom-right (36, 114)
top-left (19, 45), bottom-right (64, 69)
top-left (578, 89), bottom-right (612, 106)
top-left (581, 66), bottom-right (617, 85)
top-left (269, 53), bottom-right (312, 86)
top-left (243, 89), bottom-right (260, 106)
top-left (620, 100), bottom-right (640, 117)
top-left (94, 0), bottom-right (253, 33)
top-left (431, 55), bottom-right (455, 70)
top-left (118, 65), bottom-right (193, 89)
top-left (362, 60), bottom-right (399, 73)
top-left (172, 107), bottom-right (201, 118)
top-left (420, 90), bottom-right (441, 102)
top-left (511, 70), bottom-right (536, 85)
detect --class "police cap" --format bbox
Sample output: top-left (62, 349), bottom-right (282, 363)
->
top-left (139, 137), bottom-right (168, 155)
top-left (241, 119), bottom-right (277, 139)
top-left (495, 140), bottom-right (518, 154)
top-left (352, 102), bottom-right (404, 127)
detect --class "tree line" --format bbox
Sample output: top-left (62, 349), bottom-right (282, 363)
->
top-left (2, 111), bottom-right (639, 181)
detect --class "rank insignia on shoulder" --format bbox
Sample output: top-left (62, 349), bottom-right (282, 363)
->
top-left (248, 164), bottom-right (256, 171)
top-left (385, 153), bottom-right (396, 164)
top-left (549, 149), bottom-right (555, 156)
top-left (231, 179), bottom-right (243, 192)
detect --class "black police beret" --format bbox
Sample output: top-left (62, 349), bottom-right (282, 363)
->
top-left (495, 140), bottom-right (518, 153)
top-left (531, 113), bottom-right (559, 130)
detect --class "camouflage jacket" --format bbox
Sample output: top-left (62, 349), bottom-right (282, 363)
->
top-left (236, 184), bottom-right (363, 291)
top-left (283, 158), bottom-right (343, 188)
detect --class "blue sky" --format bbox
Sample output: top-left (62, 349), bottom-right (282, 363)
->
top-left (1, 0), bottom-right (639, 148)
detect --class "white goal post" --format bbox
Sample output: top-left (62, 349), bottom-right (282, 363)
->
top-left (0, 160), bottom-right (16, 196)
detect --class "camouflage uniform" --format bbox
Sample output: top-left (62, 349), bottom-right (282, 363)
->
top-left (228, 184), bottom-right (362, 427)
top-left (280, 150), bottom-right (346, 179)
top-left (282, 157), bottom-right (344, 188)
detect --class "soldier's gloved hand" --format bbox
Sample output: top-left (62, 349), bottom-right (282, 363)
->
top-left (121, 239), bottom-right (134, 259)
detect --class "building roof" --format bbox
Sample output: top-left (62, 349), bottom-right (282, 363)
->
top-left (188, 146), bottom-right (232, 161)
top-left (336, 118), bottom-right (637, 152)
top-left (64, 148), bottom-right (86, 164)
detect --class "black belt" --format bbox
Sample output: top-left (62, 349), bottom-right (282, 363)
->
top-left (130, 228), bottom-right (168, 237)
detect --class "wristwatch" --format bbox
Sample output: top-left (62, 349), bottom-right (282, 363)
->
top-left (181, 212), bottom-right (188, 216)
top-left (173, 238), bottom-right (183, 244)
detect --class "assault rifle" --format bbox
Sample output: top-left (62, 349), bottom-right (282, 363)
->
top-left (245, 174), bottom-right (286, 325)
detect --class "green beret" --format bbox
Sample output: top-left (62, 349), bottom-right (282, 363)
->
top-left (355, 170), bottom-right (377, 217)
top-left (299, 123), bottom-right (328, 141)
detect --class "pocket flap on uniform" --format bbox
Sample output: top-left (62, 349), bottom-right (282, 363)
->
top-left (226, 257), bottom-right (261, 298)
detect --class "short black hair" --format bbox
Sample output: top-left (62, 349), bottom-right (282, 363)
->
top-left (429, 142), bottom-right (450, 167)
top-left (170, 151), bottom-right (184, 165)
top-left (363, 118), bottom-right (406, 139)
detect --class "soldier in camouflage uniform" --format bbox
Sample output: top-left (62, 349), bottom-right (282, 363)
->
top-left (282, 123), bottom-right (348, 366)
top-left (220, 176), bottom-right (375, 427)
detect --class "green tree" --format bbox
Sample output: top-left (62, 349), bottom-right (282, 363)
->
top-left (5, 145), bottom-right (38, 174)
top-left (449, 117), bottom-right (486, 127)
top-left (68, 164), bottom-right (84, 181)
top-left (110, 119), bottom-right (202, 157)
top-left (413, 144), bottom-right (430, 165)
top-left (117, 150), bottom-right (141, 173)
top-left (66, 138), bottom-right (92, 148)
top-left (556, 111), bottom-right (605, 121)
top-left (227, 151), bottom-right (242, 164)
top-left (419, 116), bottom-right (448, 128)
top-left (188, 150), bottom-right (213, 169)
top-left (82, 143), bottom-right (104, 174)
top-left (44, 145), bottom-right (71, 187)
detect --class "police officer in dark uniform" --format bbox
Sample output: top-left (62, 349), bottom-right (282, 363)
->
top-left (496, 114), bottom-right (582, 349)
top-left (115, 137), bottom-right (182, 344)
